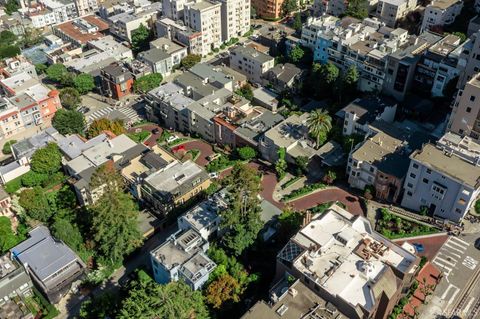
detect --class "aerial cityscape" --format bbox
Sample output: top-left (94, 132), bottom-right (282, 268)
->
top-left (0, 0), bottom-right (479, 318)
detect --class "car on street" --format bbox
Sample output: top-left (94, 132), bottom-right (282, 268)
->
top-left (166, 135), bottom-right (178, 143)
top-left (152, 128), bottom-right (160, 134)
top-left (475, 237), bottom-right (480, 250)
top-left (412, 243), bottom-right (425, 253)
top-left (78, 106), bottom-right (90, 114)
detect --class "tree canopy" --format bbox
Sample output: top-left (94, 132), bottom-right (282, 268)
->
top-left (19, 186), bottom-right (54, 222)
top-left (87, 118), bottom-right (125, 138)
top-left (52, 109), bottom-right (86, 135)
top-left (289, 45), bottom-right (305, 64)
top-left (46, 64), bottom-right (68, 82)
top-left (345, 0), bottom-right (369, 19)
top-left (60, 87), bottom-right (81, 110)
top-left (281, 0), bottom-right (298, 17)
top-left (237, 146), bottom-right (256, 160)
top-left (181, 54), bottom-right (202, 69)
top-left (275, 147), bottom-right (287, 180)
top-left (30, 143), bottom-right (62, 175)
top-left (131, 24), bottom-right (152, 54)
top-left (134, 73), bottom-right (163, 94)
top-left (4, 0), bottom-right (19, 15)
top-left (74, 73), bottom-right (95, 94)
top-left (118, 272), bottom-right (209, 319)
top-left (234, 83), bottom-right (254, 101)
top-left (293, 12), bottom-right (302, 32)
top-left (89, 163), bottom-right (142, 265)
top-left (307, 109), bottom-right (332, 147)
top-left (0, 30), bottom-right (17, 46)
top-left (220, 163), bottom-right (263, 256)
top-left (2, 140), bottom-right (16, 155)
top-left (0, 217), bottom-right (24, 254)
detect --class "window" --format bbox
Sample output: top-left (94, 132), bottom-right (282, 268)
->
top-left (470, 95), bottom-right (476, 102)
top-left (423, 178), bottom-right (429, 184)
top-left (467, 107), bottom-right (472, 113)
top-left (426, 168), bottom-right (431, 174)
top-left (412, 163), bottom-right (419, 169)
top-left (407, 191), bottom-right (413, 196)
top-left (407, 183), bottom-right (413, 188)
top-left (369, 167), bottom-right (374, 173)
top-left (410, 173), bottom-right (416, 179)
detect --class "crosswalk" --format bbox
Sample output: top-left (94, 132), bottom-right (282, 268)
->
top-left (432, 236), bottom-right (473, 278)
top-left (87, 106), bottom-right (142, 125)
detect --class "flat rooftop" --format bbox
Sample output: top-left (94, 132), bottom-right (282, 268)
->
top-left (55, 15), bottom-right (109, 44)
top-left (412, 143), bottom-right (480, 187)
top-left (429, 0), bottom-right (461, 9)
top-left (144, 160), bottom-right (207, 193)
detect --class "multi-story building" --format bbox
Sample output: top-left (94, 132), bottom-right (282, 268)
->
top-left (420, 0), bottom-right (463, 33)
top-left (150, 229), bottom-right (216, 290)
top-left (218, 0), bottom-right (250, 42)
top-left (276, 204), bottom-right (419, 319)
top-left (100, 63), bottom-right (134, 100)
top-left (262, 63), bottom-right (303, 93)
top-left (0, 56), bottom-right (37, 79)
top-left (448, 73), bottom-right (480, 140)
top-left (251, 0), bottom-right (283, 19)
top-left (26, 5), bottom-right (57, 28)
top-left (0, 73), bottom-right (61, 139)
top-left (347, 121), bottom-right (430, 202)
top-left (11, 226), bottom-right (85, 304)
top-left (456, 30), bottom-right (480, 89)
top-left (337, 97), bottom-right (397, 136)
top-left (108, 2), bottom-right (161, 41)
top-left (401, 134), bottom-right (480, 222)
top-left (53, 15), bottom-right (110, 48)
top-left (137, 37), bottom-right (188, 75)
top-left (141, 160), bottom-right (211, 214)
top-left (300, 15), bottom-right (340, 63)
top-left (183, 1), bottom-right (222, 55)
top-left (375, 0), bottom-right (417, 28)
top-left (414, 34), bottom-right (464, 97)
top-left (162, 0), bottom-right (190, 19)
top-left (74, 0), bottom-right (99, 16)
top-left (40, 0), bottom-right (78, 24)
top-left (229, 45), bottom-right (275, 84)
top-left (156, 17), bottom-right (206, 55)
top-left (0, 254), bottom-right (33, 306)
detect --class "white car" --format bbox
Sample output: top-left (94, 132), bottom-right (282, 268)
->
top-left (209, 172), bottom-right (219, 179)
top-left (166, 135), bottom-right (178, 143)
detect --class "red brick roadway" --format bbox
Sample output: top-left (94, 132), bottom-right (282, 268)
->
top-left (180, 140), bottom-right (214, 167)
top-left (395, 234), bottom-right (449, 262)
top-left (127, 124), bottom-right (163, 148)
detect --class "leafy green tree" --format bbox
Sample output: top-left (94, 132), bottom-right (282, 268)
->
top-left (46, 64), bottom-right (68, 82)
top-left (60, 72), bottom-right (75, 87)
top-left (0, 45), bottom-right (20, 59)
top-left (289, 45), bottom-right (304, 64)
top-left (52, 109), bottom-right (86, 135)
top-left (344, 65), bottom-right (359, 87)
top-left (89, 163), bottom-right (142, 265)
top-left (87, 118), bottom-right (125, 138)
top-left (206, 274), bottom-right (241, 308)
top-left (74, 73), bottom-right (95, 94)
top-left (0, 30), bottom-right (17, 46)
top-left (60, 87), bottom-right (81, 110)
top-left (35, 63), bottom-right (48, 74)
top-left (0, 217), bottom-right (23, 253)
top-left (281, 0), bottom-right (298, 16)
top-left (52, 217), bottom-right (84, 252)
top-left (181, 54), bottom-right (202, 69)
top-left (278, 206), bottom-right (303, 239)
top-left (295, 155), bottom-right (308, 175)
top-left (30, 143), bottom-right (62, 175)
top-left (21, 171), bottom-right (48, 187)
top-left (79, 291), bottom-right (119, 319)
top-left (293, 12), bottom-right (302, 32)
top-left (322, 170), bottom-right (337, 184)
top-left (131, 24), bottom-right (151, 54)
top-left (4, 0), bottom-right (19, 15)
top-left (19, 187), bottom-right (53, 222)
top-left (118, 274), bottom-right (209, 319)
top-left (237, 146), bottom-right (256, 160)
top-left (345, 0), bottom-right (369, 19)
top-left (2, 140), bottom-right (16, 155)
top-left (234, 83), bottom-right (254, 101)
top-left (307, 109), bottom-right (332, 147)
top-left (276, 147), bottom-right (287, 180)
top-left (450, 32), bottom-right (466, 43)
top-left (221, 163), bottom-right (263, 256)
top-left (133, 73), bottom-right (163, 93)
top-left (317, 62), bottom-right (339, 85)
top-left (19, 28), bottom-right (43, 49)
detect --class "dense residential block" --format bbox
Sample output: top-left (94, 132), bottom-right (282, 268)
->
top-left (0, 254), bottom-right (33, 307)
top-left (100, 62), bottom-right (135, 100)
top-left (229, 45), bottom-right (275, 84)
top-left (375, 0), bottom-right (417, 28)
top-left (420, 0), bottom-right (463, 33)
top-left (137, 38), bottom-right (188, 76)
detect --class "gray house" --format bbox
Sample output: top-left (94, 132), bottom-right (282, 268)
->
top-left (137, 38), bottom-right (187, 76)
top-left (0, 254), bottom-right (33, 306)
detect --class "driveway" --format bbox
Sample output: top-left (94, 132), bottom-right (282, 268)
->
top-left (394, 233), bottom-right (449, 261)
top-left (180, 140), bottom-right (214, 166)
top-left (128, 124), bottom-right (163, 147)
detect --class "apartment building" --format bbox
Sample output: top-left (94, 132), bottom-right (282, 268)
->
top-left (141, 160), bottom-right (211, 214)
top-left (336, 97), bottom-right (397, 136)
top-left (0, 56), bottom-right (37, 79)
top-left (108, 2), bottom-right (161, 41)
top-left (40, 0), bottom-right (78, 24)
top-left (137, 37), bottom-right (188, 75)
top-left (100, 63), bottom-right (134, 100)
top-left (457, 31), bottom-right (480, 89)
top-left (150, 229), bottom-right (216, 290)
top-left (11, 226), bottom-right (85, 304)
top-left (401, 135), bottom-right (480, 222)
top-left (347, 121), bottom-right (430, 202)
top-left (219, 0), bottom-right (250, 42)
top-left (26, 5), bottom-right (57, 28)
top-left (74, 0), bottom-right (99, 16)
top-left (183, 1), bottom-right (222, 55)
top-left (300, 15), bottom-right (340, 63)
top-left (0, 73), bottom-right (61, 139)
top-left (230, 45), bottom-right (275, 84)
top-left (448, 73), bottom-right (480, 140)
top-left (53, 15), bottom-right (110, 48)
top-left (420, 0), bottom-right (463, 33)
top-left (251, 0), bottom-right (284, 19)
top-left (375, 0), bottom-right (417, 28)
top-left (0, 254), bottom-right (33, 307)
top-left (262, 63), bottom-right (303, 93)
top-left (414, 34), bottom-right (463, 97)
top-left (276, 204), bottom-right (419, 319)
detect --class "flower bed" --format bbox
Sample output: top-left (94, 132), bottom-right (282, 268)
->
top-left (282, 183), bottom-right (327, 201)
top-left (377, 208), bottom-right (438, 239)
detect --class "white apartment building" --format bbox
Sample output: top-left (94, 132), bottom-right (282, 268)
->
top-left (375, 0), bottom-right (417, 28)
top-left (420, 0), bottom-right (463, 32)
top-left (28, 7), bottom-right (57, 28)
top-left (218, 0), bottom-right (250, 42)
top-left (229, 45), bottom-right (275, 84)
top-left (41, 0), bottom-right (78, 24)
top-left (401, 137), bottom-right (480, 222)
top-left (74, 0), bottom-right (99, 16)
top-left (156, 17), bottom-right (207, 56)
top-left (162, 0), bottom-right (190, 19)
top-left (183, 0), bottom-right (222, 56)
top-left (108, 2), bottom-right (161, 41)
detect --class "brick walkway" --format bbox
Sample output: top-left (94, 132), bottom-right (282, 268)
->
top-left (128, 124), bottom-right (162, 147)
top-left (395, 234), bottom-right (449, 262)
top-left (180, 140), bottom-right (214, 166)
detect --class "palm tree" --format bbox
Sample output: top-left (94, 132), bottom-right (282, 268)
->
top-left (307, 109), bottom-right (332, 148)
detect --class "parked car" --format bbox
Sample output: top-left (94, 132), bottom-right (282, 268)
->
top-left (166, 135), bottom-right (178, 143)
top-left (207, 153), bottom-right (221, 162)
top-left (78, 106), bottom-right (90, 114)
top-left (209, 172), bottom-right (219, 179)
top-left (475, 238), bottom-right (480, 250)
top-left (152, 128), bottom-right (160, 134)
top-left (412, 243), bottom-right (424, 253)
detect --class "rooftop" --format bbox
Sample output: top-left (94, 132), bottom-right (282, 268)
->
top-left (336, 96), bottom-right (397, 124)
top-left (54, 15), bottom-right (109, 44)
top-left (412, 143), bottom-right (480, 188)
top-left (11, 226), bottom-right (82, 281)
top-left (150, 37), bottom-right (186, 53)
top-left (278, 205), bottom-right (418, 313)
top-left (428, 0), bottom-right (462, 9)
top-left (230, 45), bottom-right (274, 64)
top-left (57, 133), bottom-right (109, 160)
top-left (148, 82), bottom-right (194, 111)
top-left (12, 127), bottom-right (63, 159)
top-left (186, 0), bottom-right (220, 11)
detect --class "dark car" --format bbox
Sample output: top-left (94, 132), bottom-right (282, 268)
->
top-left (152, 128), bottom-right (160, 134)
top-left (475, 237), bottom-right (480, 250)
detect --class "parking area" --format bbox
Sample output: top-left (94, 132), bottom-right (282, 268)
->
top-left (395, 234), bottom-right (449, 261)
